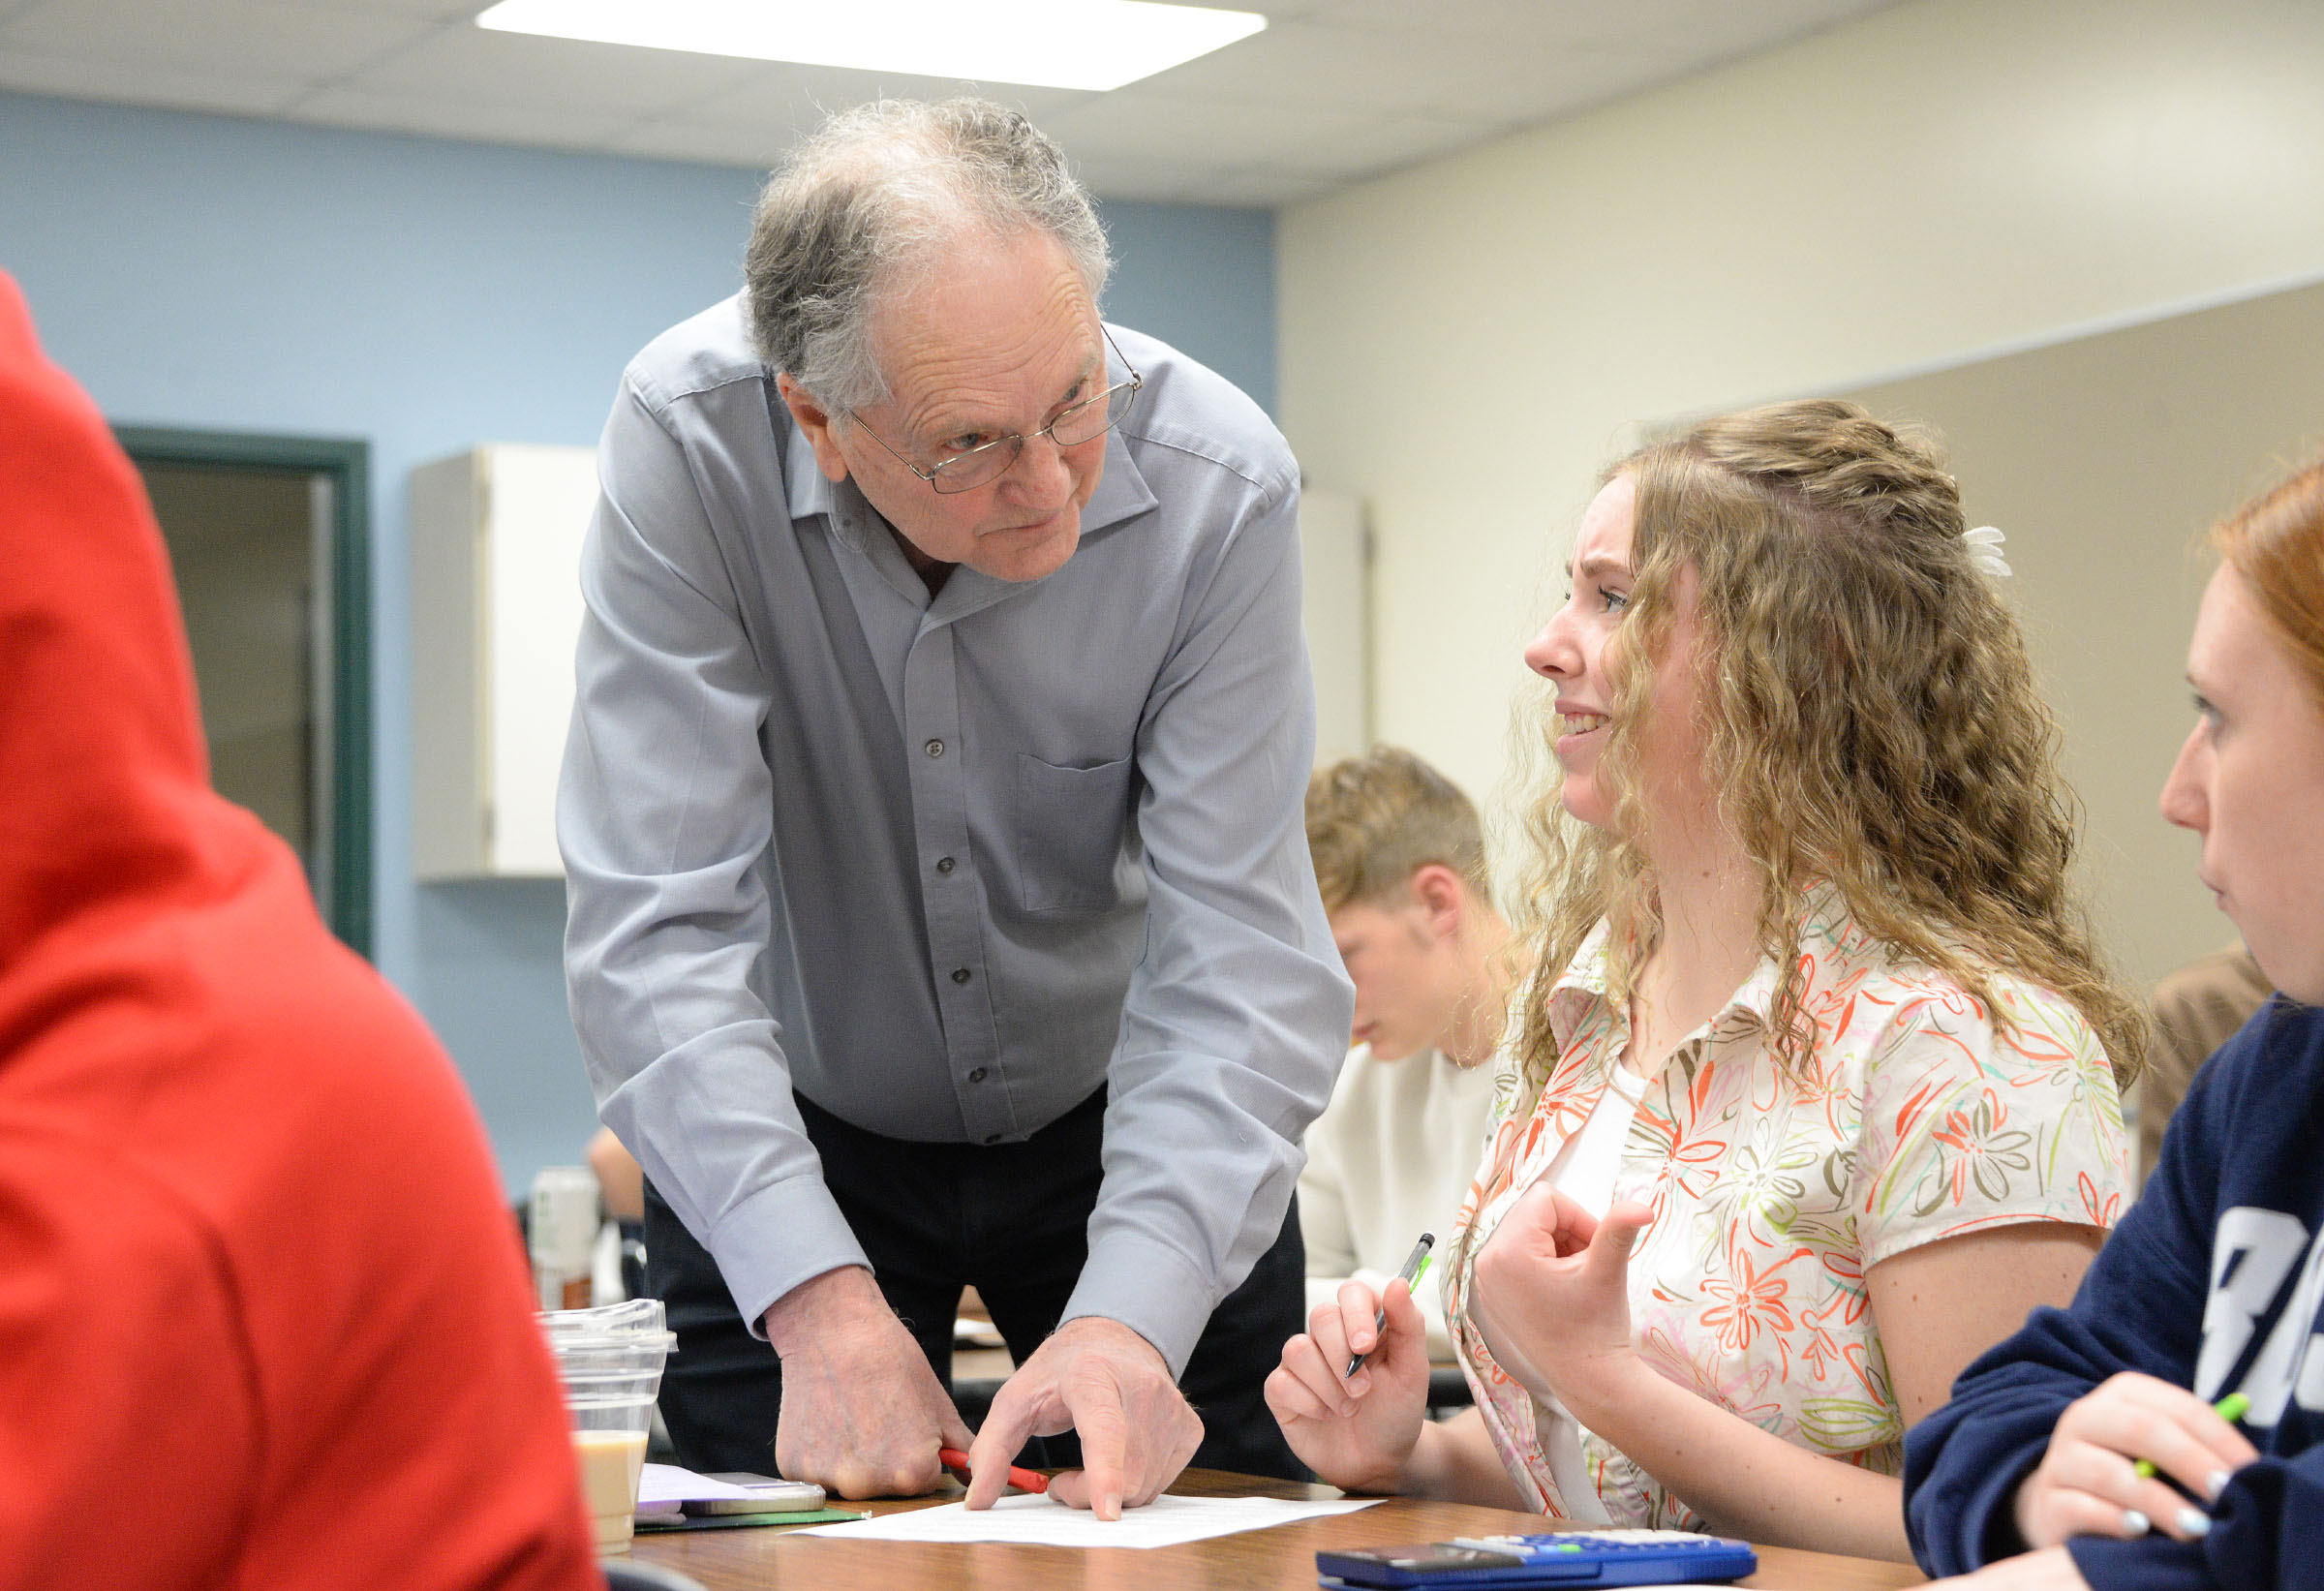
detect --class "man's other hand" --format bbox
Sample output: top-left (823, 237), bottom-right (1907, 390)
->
top-left (761, 1267), bottom-right (971, 1499)
top-left (963, 1317), bottom-right (1203, 1519)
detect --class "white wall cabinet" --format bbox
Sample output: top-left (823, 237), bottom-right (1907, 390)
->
top-left (410, 444), bottom-right (598, 879)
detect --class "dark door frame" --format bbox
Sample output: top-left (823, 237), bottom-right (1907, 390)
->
top-left (113, 424), bottom-right (374, 961)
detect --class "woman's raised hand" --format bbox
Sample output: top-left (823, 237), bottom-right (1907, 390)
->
top-left (1263, 1276), bottom-right (1432, 1492)
top-left (1469, 1182), bottom-right (1654, 1419)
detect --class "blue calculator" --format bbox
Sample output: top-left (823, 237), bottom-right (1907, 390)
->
top-left (1317, 1527), bottom-right (1758, 1587)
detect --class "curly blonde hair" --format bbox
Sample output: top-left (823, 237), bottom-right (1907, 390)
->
top-left (1511, 398), bottom-right (2146, 1091)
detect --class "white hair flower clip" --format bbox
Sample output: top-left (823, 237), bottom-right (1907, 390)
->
top-left (1963, 525), bottom-right (2011, 579)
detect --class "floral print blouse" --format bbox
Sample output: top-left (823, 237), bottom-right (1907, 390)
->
top-left (1443, 892), bottom-right (2128, 1527)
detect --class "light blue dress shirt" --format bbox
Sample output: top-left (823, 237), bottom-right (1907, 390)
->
top-left (559, 296), bottom-right (1353, 1372)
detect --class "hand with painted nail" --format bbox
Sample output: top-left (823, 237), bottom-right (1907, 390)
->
top-left (2012, 1372), bottom-right (2260, 1550)
top-left (1263, 1275), bottom-right (1431, 1493)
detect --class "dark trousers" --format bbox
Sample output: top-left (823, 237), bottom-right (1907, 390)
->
top-left (643, 1086), bottom-right (1307, 1482)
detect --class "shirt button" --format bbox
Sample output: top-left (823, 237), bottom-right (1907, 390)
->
top-left (925, 739), bottom-right (945, 757)
top-left (951, 967), bottom-right (971, 984)
top-left (968, 1067), bottom-right (989, 1084)
top-left (934, 856), bottom-right (956, 874)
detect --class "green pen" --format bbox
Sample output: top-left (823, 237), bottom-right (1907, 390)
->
top-left (1345, 1232), bottom-right (1434, 1379)
top-left (2133, 1392), bottom-right (2249, 1480)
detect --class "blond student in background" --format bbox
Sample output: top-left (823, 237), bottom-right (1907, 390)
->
top-left (1300, 750), bottom-right (1519, 1359)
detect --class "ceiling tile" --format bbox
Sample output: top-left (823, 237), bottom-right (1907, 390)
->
top-left (1306, 0), bottom-right (1887, 54)
top-left (1069, 150), bottom-right (1241, 203)
top-left (0, 0), bottom-right (438, 79)
top-left (325, 21), bottom-right (771, 117)
top-left (1195, 169), bottom-right (1341, 207)
top-left (1590, 0), bottom-right (1902, 62)
top-left (278, 0), bottom-right (493, 17)
top-left (1139, 15), bottom-right (1696, 128)
top-left (0, 0), bottom-right (1921, 207)
top-left (0, 45), bottom-right (303, 112)
top-left (287, 81), bottom-right (636, 147)
top-left (604, 115), bottom-right (789, 171)
top-left (1038, 89), bottom-right (1377, 173)
top-left (672, 60), bottom-right (1093, 132)
top-left (1277, 111), bottom-right (1511, 182)
top-left (1041, 89), bottom-right (1515, 192)
top-left (1140, 18), bottom-right (1486, 114)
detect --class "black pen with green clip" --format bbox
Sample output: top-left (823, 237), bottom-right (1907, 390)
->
top-left (1345, 1232), bottom-right (1435, 1378)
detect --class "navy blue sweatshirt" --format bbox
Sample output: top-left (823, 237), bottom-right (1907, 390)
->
top-left (1906, 999), bottom-right (2324, 1589)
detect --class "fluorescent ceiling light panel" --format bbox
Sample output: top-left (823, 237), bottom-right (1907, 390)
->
top-left (475, 0), bottom-right (1268, 92)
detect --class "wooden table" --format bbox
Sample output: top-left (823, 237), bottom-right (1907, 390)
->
top-left (630, 1468), bottom-right (1929, 1590)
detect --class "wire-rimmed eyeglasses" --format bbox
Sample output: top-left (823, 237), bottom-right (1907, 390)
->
top-left (847, 325), bottom-right (1143, 495)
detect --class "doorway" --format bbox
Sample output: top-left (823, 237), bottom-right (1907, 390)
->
top-left (116, 427), bottom-right (373, 958)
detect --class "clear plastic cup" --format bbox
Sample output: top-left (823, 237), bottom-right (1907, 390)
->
top-left (541, 1299), bottom-right (676, 1553)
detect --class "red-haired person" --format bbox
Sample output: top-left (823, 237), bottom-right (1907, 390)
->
top-left (1907, 457), bottom-right (2324, 1591)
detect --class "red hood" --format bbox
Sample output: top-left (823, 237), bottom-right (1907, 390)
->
top-left (0, 270), bottom-right (271, 974)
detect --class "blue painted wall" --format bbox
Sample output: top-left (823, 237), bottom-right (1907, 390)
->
top-left (0, 89), bottom-right (1276, 1194)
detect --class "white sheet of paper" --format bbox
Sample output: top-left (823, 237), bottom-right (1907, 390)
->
top-left (635, 1462), bottom-right (755, 1507)
top-left (792, 1491), bottom-right (1380, 1548)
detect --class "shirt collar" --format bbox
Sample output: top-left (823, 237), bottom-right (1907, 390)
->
top-left (1543, 915), bottom-right (1783, 1061)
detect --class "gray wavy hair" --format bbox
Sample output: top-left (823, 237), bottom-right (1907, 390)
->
top-left (746, 98), bottom-right (1112, 413)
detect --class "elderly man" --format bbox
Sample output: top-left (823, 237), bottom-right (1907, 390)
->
top-left (560, 99), bottom-right (1351, 1516)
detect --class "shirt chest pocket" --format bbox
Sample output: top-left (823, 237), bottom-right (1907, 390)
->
top-left (1015, 752), bottom-right (1136, 914)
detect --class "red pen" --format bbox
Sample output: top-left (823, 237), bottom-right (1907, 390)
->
top-left (938, 1446), bottom-right (1050, 1495)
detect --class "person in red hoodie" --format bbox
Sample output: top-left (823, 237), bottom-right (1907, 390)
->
top-left (0, 271), bottom-right (600, 1588)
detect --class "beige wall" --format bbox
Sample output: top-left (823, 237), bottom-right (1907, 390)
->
top-left (1278, 0), bottom-right (2324, 983)
top-left (1838, 282), bottom-right (2324, 985)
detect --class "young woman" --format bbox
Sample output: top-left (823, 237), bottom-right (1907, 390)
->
top-left (1906, 457), bottom-right (2324, 1590)
top-left (1267, 399), bottom-right (2142, 1563)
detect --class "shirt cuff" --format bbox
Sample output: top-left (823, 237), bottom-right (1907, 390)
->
top-left (706, 1173), bottom-right (872, 1340)
top-left (1059, 1232), bottom-right (1217, 1378)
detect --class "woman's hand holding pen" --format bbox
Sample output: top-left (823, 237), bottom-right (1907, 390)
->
top-left (2012, 1372), bottom-right (2258, 1549)
top-left (1264, 1276), bottom-right (1432, 1492)
top-left (1468, 1182), bottom-right (1654, 1423)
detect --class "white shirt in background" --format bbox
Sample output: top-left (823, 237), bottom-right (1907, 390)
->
top-left (1299, 1042), bottom-right (1503, 1360)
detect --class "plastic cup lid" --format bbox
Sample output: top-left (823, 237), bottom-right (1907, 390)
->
top-left (538, 1297), bottom-right (676, 1353)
